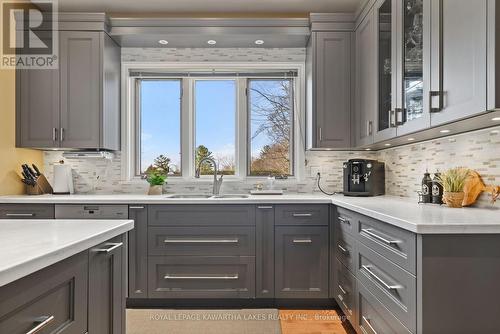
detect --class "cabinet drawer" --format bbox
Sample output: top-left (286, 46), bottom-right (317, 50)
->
top-left (333, 258), bottom-right (356, 323)
top-left (148, 226), bottom-right (255, 256)
top-left (0, 204), bottom-right (54, 219)
top-left (0, 251), bottom-right (88, 334)
top-left (148, 256), bottom-right (255, 298)
top-left (149, 205), bottom-right (255, 226)
top-left (357, 242), bottom-right (416, 333)
top-left (357, 281), bottom-right (412, 334)
top-left (356, 212), bottom-right (416, 274)
top-left (275, 205), bottom-right (328, 226)
top-left (335, 230), bottom-right (357, 273)
top-left (336, 207), bottom-right (357, 235)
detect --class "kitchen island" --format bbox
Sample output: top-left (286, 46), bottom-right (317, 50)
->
top-left (0, 219), bottom-right (133, 334)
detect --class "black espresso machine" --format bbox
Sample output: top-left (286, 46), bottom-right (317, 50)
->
top-left (343, 159), bottom-right (385, 196)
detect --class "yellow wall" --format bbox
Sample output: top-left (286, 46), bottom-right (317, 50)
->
top-left (0, 69), bottom-right (43, 195)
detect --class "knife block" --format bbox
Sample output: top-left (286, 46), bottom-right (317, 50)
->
top-left (25, 174), bottom-right (53, 195)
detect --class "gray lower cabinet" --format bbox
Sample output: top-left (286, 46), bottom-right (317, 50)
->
top-left (0, 204), bottom-right (54, 219)
top-left (275, 226), bottom-right (329, 298)
top-left (148, 256), bottom-right (255, 299)
top-left (307, 31), bottom-right (352, 149)
top-left (16, 29), bottom-right (120, 150)
top-left (256, 205), bottom-right (275, 298)
top-left (88, 234), bottom-right (126, 334)
top-left (128, 205), bottom-right (148, 298)
top-left (0, 251), bottom-right (88, 334)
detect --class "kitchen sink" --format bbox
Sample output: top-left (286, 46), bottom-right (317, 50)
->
top-left (212, 194), bottom-right (250, 199)
top-left (168, 194), bottom-right (213, 199)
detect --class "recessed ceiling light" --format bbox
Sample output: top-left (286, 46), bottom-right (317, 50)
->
top-left (158, 39), bottom-right (168, 45)
top-left (440, 129), bottom-right (451, 133)
top-left (384, 143), bottom-right (392, 147)
top-left (207, 40), bottom-right (217, 45)
top-left (492, 117), bottom-right (500, 121)
top-left (254, 40), bottom-right (264, 45)
top-left (365, 148), bottom-right (371, 151)
top-left (408, 138), bottom-right (415, 141)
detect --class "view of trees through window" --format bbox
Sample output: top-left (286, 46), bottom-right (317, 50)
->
top-left (138, 76), bottom-right (294, 178)
top-left (249, 79), bottom-right (293, 176)
top-left (195, 80), bottom-right (236, 175)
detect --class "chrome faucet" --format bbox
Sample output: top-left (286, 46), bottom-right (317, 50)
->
top-left (195, 157), bottom-right (223, 196)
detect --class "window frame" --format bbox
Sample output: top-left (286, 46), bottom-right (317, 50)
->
top-left (246, 78), bottom-right (295, 177)
top-left (122, 62), bottom-right (306, 183)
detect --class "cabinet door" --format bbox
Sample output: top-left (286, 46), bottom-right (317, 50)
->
top-left (374, 0), bottom-right (398, 142)
top-left (16, 33), bottom-right (59, 148)
top-left (313, 31), bottom-right (352, 148)
top-left (429, 0), bottom-right (487, 126)
top-left (256, 205), bottom-right (275, 298)
top-left (88, 234), bottom-right (126, 334)
top-left (355, 9), bottom-right (377, 147)
top-left (59, 31), bottom-right (101, 148)
top-left (128, 205), bottom-right (148, 298)
top-left (275, 226), bottom-right (329, 298)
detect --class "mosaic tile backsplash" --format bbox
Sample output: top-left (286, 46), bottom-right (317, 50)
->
top-left (43, 126), bottom-right (500, 207)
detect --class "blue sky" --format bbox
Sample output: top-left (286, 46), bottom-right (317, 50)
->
top-left (140, 79), bottom-right (286, 173)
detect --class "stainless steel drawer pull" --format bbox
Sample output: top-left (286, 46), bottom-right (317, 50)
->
top-left (293, 238), bottom-right (312, 243)
top-left (337, 244), bottom-right (348, 254)
top-left (164, 239), bottom-right (239, 244)
top-left (338, 216), bottom-right (350, 225)
top-left (26, 315), bottom-right (55, 334)
top-left (129, 206), bottom-right (145, 209)
top-left (361, 228), bottom-right (401, 245)
top-left (94, 242), bottom-right (123, 253)
top-left (292, 213), bottom-right (313, 217)
top-left (257, 206), bottom-right (273, 209)
top-left (5, 213), bottom-right (35, 217)
top-left (164, 274), bottom-right (239, 280)
top-left (362, 316), bottom-right (378, 334)
top-left (338, 284), bottom-right (347, 295)
top-left (362, 265), bottom-right (401, 290)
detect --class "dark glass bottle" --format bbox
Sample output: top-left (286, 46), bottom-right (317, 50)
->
top-left (421, 170), bottom-right (432, 203)
top-left (432, 172), bottom-right (443, 204)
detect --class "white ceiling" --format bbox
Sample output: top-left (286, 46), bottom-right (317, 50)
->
top-left (58, 0), bottom-right (361, 15)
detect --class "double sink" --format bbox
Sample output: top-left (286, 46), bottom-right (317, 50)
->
top-left (167, 194), bottom-right (250, 199)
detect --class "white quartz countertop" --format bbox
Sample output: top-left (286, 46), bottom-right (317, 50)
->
top-left (0, 219), bottom-right (133, 287)
top-left (1, 194), bottom-right (500, 234)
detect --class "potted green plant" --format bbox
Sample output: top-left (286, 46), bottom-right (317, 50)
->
top-left (146, 170), bottom-right (167, 195)
top-left (437, 167), bottom-right (470, 208)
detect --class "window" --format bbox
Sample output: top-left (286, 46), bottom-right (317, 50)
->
top-left (195, 80), bottom-right (236, 175)
top-left (133, 69), bottom-right (298, 179)
top-left (137, 80), bottom-right (181, 176)
top-left (248, 79), bottom-right (293, 176)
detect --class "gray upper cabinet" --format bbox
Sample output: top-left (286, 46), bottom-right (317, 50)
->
top-left (59, 31), bottom-right (102, 148)
top-left (354, 8), bottom-right (377, 147)
top-left (308, 31), bottom-right (352, 149)
top-left (16, 25), bottom-right (120, 150)
top-left (429, 0), bottom-right (488, 126)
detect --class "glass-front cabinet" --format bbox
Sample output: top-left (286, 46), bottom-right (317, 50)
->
top-left (374, 0), bottom-right (397, 142)
top-left (374, 0), bottom-right (429, 141)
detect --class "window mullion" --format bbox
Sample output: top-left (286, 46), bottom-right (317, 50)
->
top-left (237, 78), bottom-right (248, 178)
top-left (181, 78), bottom-right (193, 179)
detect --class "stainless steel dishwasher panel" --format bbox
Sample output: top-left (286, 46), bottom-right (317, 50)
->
top-left (55, 204), bottom-right (129, 219)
